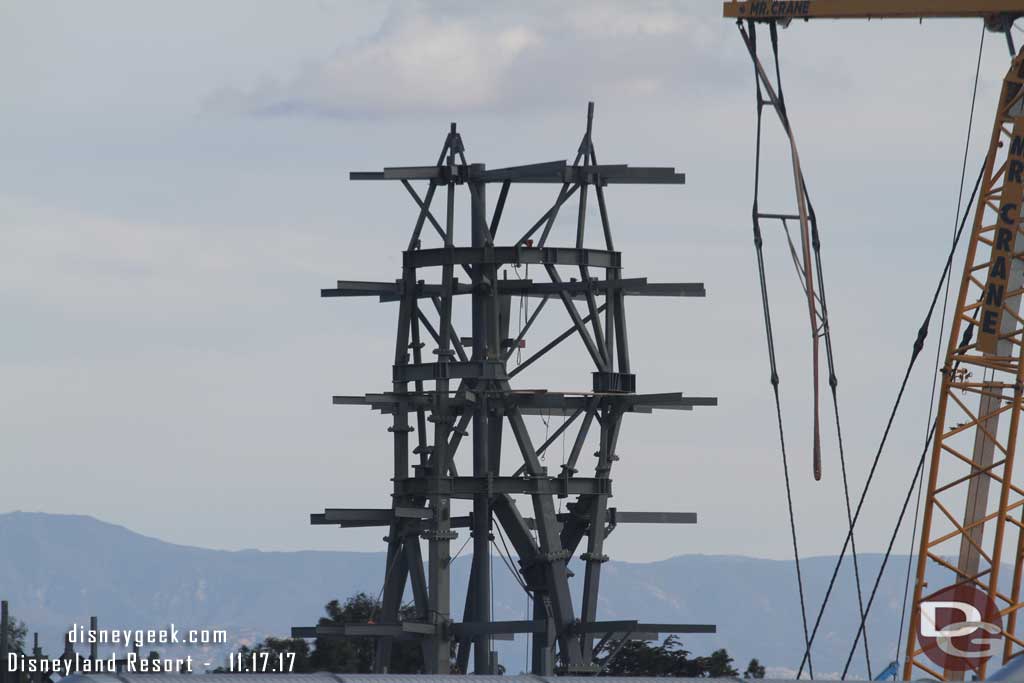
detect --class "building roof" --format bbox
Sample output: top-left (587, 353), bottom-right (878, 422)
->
top-left (61, 675), bottom-right (803, 683)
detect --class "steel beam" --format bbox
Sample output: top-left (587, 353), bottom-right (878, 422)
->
top-left (332, 390), bottom-right (717, 413)
top-left (352, 163), bottom-right (685, 185)
top-left (404, 246), bottom-right (621, 270)
top-left (395, 475), bottom-right (611, 498)
top-left (322, 278), bottom-right (706, 301)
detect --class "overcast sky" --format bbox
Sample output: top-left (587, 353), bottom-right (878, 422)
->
top-left (1, 1), bottom-right (1018, 564)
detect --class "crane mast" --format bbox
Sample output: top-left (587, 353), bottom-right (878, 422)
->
top-left (724, 1), bottom-right (1024, 679)
top-left (905, 47), bottom-right (1024, 681)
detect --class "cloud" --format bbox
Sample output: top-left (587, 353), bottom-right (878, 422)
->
top-left (0, 195), bottom-right (350, 321)
top-left (205, 1), bottom-right (743, 119)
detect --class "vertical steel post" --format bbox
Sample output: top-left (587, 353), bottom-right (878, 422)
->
top-left (532, 595), bottom-right (555, 675)
top-left (579, 408), bottom-right (618, 662)
top-left (374, 242), bottom-right (419, 673)
top-left (1, 600), bottom-right (8, 683)
top-left (89, 617), bottom-right (97, 663)
top-left (31, 634), bottom-right (39, 683)
top-left (469, 163), bottom-right (492, 673)
top-left (426, 128), bottom-right (458, 674)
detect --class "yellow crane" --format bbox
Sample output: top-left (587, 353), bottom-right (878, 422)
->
top-left (723, 1), bottom-right (1023, 680)
top-left (724, 1), bottom-right (1021, 22)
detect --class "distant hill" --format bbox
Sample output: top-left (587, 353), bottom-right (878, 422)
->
top-left (0, 511), bottom-right (945, 677)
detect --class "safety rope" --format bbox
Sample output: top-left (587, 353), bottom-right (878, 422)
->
top-left (490, 536), bottom-right (495, 664)
top-left (540, 408), bottom-right (551, 462)
top-left (895, 22), bottom-right (986, 665)
top-left (489, 521), bottom-right (533, 665)
top-left (748, 21), bottom-right (814, 677)
top-left (450, 533), bottom-right (472, 566)
top-left (513, 263), bottom-right (529, 366)
top-left (494, 524), bottom-right (530, 594)
top-left (559, 413), bottom-right (568, 514)
top-left (525, 592), bottom-right (531, 667)
top-left (369, 544), bottom-right (403, 624)
top-left (796, 156), bottom-right (986, 678)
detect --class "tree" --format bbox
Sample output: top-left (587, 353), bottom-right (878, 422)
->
top-left (309, 593), bottom-right (421, 673)
top-left (600, 636), bottom-right (699, 676)
top-left (3, 617), bottom-right (28, 653)
top-left (223, 594), bottom-right (758, 677)
top-left (700, 648), bottom-right (739, 678)
top-left (216, 592), bottom-right (421, 674)
top-left (599, 635), bottom-right (745, 678)
top-left (744, 658), bottom-right (766, 679)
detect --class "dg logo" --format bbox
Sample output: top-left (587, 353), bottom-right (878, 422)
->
top-left (918, 584), bottom-right (1002, 673)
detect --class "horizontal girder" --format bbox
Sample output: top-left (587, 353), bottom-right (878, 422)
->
top-left (403, 246), bottom-right (621, 270)
top-left (321, 277), bottom-right (706, 301)
top-left (392, 360), bottom-right (506, 383)
top-left (310, 507), bottom-right (696, 529)
top-left (332, 391), bottom-right (718, 414)
top-left (350, 161), bottom-right (684, 185)
top-left (394, 475), bottom-right (612, 499)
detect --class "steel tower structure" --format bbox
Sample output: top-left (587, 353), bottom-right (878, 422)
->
top-left (294, 104), bottom-right (716, 674)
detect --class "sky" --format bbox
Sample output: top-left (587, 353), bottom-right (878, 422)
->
top-left (1, 0), bottom-right (1019, 563)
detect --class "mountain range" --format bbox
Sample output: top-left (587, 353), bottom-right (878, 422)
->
top-left (0, 511), bottom-right (947, 678)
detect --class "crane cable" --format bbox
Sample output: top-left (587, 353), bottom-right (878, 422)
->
top-left (841, 424), bottom-right (932, 679)
top-left (748, 20), bottom-right (814, 677)
top-left (805, 186), bottom-right (874, 678)
top-left (844, 310), bottom-right (987, 679)
top-left (750, 20), bottom-right (875, 676)
top-left (800, 151), bottom-right (883, 676)
top-left (796, 20), bottom-right (988, 677)
top-left (895, 22), bottom-right (987, 668)
top-left (757, 23), bottom-right (876, 670)
top-left (796, 153), bottom-right (986, 678)
top-left (747, 16), bottom-right (989, 679)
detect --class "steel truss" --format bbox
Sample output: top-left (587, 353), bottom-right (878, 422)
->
top-left (294, 104), bottom-right (716, 674)
top-left (905, 48), bottom-right (1024, 680)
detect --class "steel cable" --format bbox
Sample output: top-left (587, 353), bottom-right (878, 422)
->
top-left (748, 21), bottom-right (814, 677)
top-left (796, 156), bottom-right (986, 678)
top-left (805, 189), bottom-right (873, 677)
top-left (841, 423), bottom-right (932, 678)
top-left (895, 22), bottom-right (986, 666)
top-left (761, 23), bottom-right (873, 672)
